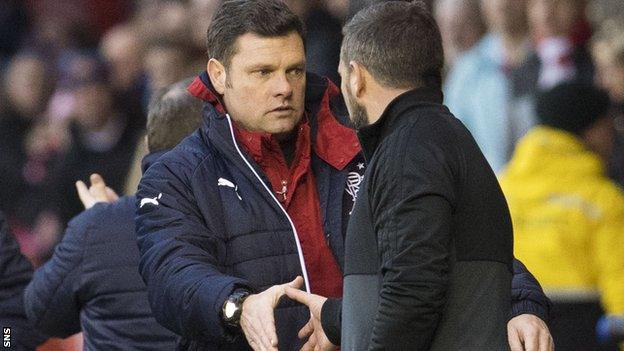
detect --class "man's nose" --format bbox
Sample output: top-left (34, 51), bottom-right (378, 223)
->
top-left (272, 72), bottom-right (293, 98)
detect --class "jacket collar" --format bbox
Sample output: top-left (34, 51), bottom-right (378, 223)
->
top-left (357, 87), bottom-right (443, 160)
top-left (187, 71), bottom-right (360, 170)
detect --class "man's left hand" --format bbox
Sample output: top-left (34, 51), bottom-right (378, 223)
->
top-left (507, 314), bottom-right (554, 351)
top-left (285, 287), bottom-right (337, 351)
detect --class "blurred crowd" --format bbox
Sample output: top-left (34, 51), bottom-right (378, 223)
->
top-left (0, 0), bottom-right (352, 266)
top-left (1, 0), bottom-right (624, 349)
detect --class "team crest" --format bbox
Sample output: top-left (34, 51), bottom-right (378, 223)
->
top-left (346, 162), bottom-right (366, 215)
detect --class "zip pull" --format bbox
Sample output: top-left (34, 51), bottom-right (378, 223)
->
top-left (275, 180), bottom-right (288, 201)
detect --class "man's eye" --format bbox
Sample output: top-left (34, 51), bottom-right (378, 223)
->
top-left (256, 70), bottom-right (271, 77)
top-left (288, 68), bottom-right (304, 76)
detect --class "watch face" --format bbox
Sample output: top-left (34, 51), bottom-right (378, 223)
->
top-left (224, 301), bottom-right (237, 319)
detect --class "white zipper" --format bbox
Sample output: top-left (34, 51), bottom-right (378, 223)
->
top-left (225, 114), bottom-right (311, 293)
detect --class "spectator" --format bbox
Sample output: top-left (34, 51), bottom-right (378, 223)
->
top-left (0, 0), bottom-right (30, 64)
top-left (0, 211), bottom-right (47, 350)
top-left (592, 19), bottom-right (624, 106)
top-left (100, 23), bottom-right (149, 132)
top-left (499, 82), bottom-right (624, 351)
top-left (24, 78), bottom-right (204, 351)
top-left (592, 18), bottom-right (624, 186)
top-left (526, 0), bottom-right (594, 89)
top-left (444, 0), bottom-right (536, 173)
top-left (47, 52), bottom-right (140, 226)
top-left (434, 0), bottom-right (487, 67)
top-left (0, 53), bottom-right (59, 264)
top-left (287, 1), bottom-right (344, 84)
top-left (144, 41), bottom-right (193, 93)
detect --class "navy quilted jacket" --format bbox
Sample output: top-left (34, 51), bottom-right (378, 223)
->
top-left (24, 180), bottom-right (178, 350)
top-left (135, 73), bottom-right (551, 351)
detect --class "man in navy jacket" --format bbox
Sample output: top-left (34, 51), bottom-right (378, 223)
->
top-left (23, 79), bottom-right (203, 350)
top-left (135, 1), bottom-right (551, 351)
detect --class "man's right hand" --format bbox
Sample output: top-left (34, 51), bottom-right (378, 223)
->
top-left (240, 276), bottom-right (303, 351)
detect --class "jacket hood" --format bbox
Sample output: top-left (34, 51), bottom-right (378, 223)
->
top-left (502, 126), bottom-right (605, 179)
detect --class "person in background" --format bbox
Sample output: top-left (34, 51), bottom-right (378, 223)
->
top-left (526, 0), bottom-right (594, 89)
top-left (434, 0), bottom-right (487, 68)
top-left (47, 52), bottom-right (140, 226)
top-left (499, 82), bottom-right (624, 351)
top-left (144, 40), bottom-right (194, 92)
top-left (284, 0), bottom-right (344, 84)
top-left (444, 0), bottom-right (536, 173)
top-left (0, 211), bottom-right (47, 351)
top-left (592, 18), bottom-right (624, 187)
top-left (100, 23), bottom-right (149, 133)
top-left (24, 78), bottom-right (203, 351)
top-left (0, 52), bottom-right (59, 265)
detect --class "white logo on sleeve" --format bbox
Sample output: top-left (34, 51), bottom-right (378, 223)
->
top-left (346, 172), bottom-right (363, 201)
top-left (346, 170), bottom-right (364, 215)
top-left (218, 177), bottom-right (242, 200)
top-left (140, 193), bottom-right (162, 208)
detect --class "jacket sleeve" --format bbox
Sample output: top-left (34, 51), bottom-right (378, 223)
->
top-left (0, 212), bottom-right (48, 349)
top-left (135, 159), bottom-right (253, 343)
top-left (367, 135), bottom-right (456, 350)
top-left (23, 211), bottom-right (86, 338)
top-left (510, 258), bottom-right (552, 321)
top-left (320, 298), bottom-right (342, 346)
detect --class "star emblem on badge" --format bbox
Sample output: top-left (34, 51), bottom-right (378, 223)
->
top-left (357, 163), bottom-right (365, 170)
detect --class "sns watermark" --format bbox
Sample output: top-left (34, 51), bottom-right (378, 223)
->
top-left (3, 327), bottom-right (9, 348)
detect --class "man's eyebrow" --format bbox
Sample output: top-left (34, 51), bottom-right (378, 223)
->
top-left (286, 61), bottom-right (306, 70)
top-left (246, 63), bottom-right (277, 71)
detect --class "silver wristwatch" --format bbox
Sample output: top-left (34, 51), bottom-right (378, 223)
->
top-left (222, 290), bottom-right (251, 327)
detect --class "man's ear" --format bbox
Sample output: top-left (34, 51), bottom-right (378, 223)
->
top-left (349, 61), bottom-right (366, 99)
top-left (207, 58), bottom-right (227, 94)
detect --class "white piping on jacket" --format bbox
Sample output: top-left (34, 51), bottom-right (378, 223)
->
top-left (225, 114), bottom-right (311, 293)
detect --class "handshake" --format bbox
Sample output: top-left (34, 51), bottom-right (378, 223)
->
top-left (235, 276), bottom-right (553, 351)
top-left (237, 276), bottom-right (335, 351)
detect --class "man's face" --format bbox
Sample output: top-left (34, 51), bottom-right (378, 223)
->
top-left (528, 0), bottom-right (581, 38)
top-left (339, 59), bottom-right (368, 129)
top-left (6, 56), bottom-right (48, 118)
top-left (593, 43), bottom-right (624, 103)
top-left (481, 0), bottom-right (528, 36)
top-left (220, 32), bottom-right (306, 138)
top-left (72, 83), bottom-right (113, 130)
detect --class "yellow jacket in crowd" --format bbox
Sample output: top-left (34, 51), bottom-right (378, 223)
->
top-left (499, 126), bottom-right (624, 314)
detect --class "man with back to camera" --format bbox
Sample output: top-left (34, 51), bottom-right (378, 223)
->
top-left (22, 79), bottom-right (204, 350)
top-left (286, 2), bottom-right (554, 351)
top-left (135, 1), bottom-right (552, 350)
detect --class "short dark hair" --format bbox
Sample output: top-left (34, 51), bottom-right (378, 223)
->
top-left (206, 0), bottom-right (305, 67)
top-left (341, 0), bottom-right (444, 90)
top-left (146, 78), bottom-right (204, 152)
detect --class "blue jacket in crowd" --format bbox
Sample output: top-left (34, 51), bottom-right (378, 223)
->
top-left (136, 72), bottom-right (551, 351)
top-left (24, 153), bottom-right (177, 351)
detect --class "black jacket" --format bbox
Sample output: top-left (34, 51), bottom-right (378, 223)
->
top-left (325, 88), bottom-right (519, 350)
top-left (24, 163), bottom-right (177, 351)
top-left (0, 211), bottom-right (46, 350)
